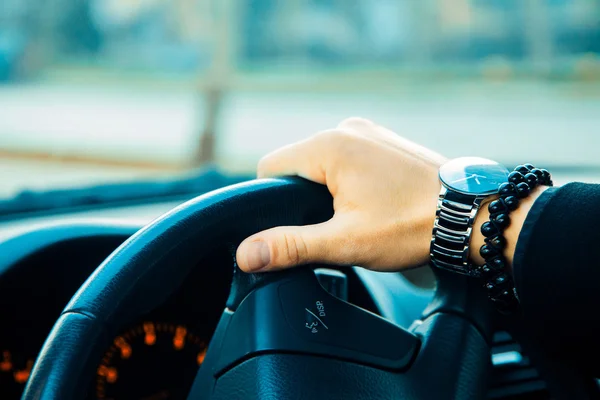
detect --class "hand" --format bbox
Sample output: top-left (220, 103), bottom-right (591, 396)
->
top-left (235, 117), bottom-right (547, 275)
top-left (236, 117), bottom-right (447, 272)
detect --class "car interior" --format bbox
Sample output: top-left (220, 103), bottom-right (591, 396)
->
top-left (2, 175), bottom-right (595, 399)
top-left (2, 0), bottom-right (600, 399)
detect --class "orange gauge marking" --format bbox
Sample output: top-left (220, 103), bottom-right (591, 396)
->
top-left (96, 321), bottom-right (207, 399)
top-left (97, 365), bottom-right (107, 376)
top-left (106, 367), bottom-right (118, 383)
top-left (1, 351), bottom-right (12, 372)
top-left (13, 360), bottom-right (33, 384)
top-left (173, 326), bottom-right (187, 350)
top-left (143, 322), bottom-right (157, 346)
top-left (97, 365), bottom-right (118, 384)
top-left (197, 348), bottom-right (207, 365)
top-left (114, 336), bottom-right (132, 359)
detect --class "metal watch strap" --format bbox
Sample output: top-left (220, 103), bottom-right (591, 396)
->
top-left (430, 188), bottom-right (481, 276)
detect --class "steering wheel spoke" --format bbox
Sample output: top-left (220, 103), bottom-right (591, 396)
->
top-left (190, 266), bottom-right (419, 397)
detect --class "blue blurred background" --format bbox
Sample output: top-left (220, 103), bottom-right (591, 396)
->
top-left (1, 0), bottom-right (599, 198)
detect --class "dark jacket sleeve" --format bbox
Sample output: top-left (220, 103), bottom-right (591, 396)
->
top-left (513, 182), bottom-right (600, 373)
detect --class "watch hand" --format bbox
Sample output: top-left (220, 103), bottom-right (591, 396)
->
top-left (451, 176), bottom-right (472, 184)
top-left (452, 175), bottom-right (476, 183)
top-left (452, 174), bottom-right (487, 185)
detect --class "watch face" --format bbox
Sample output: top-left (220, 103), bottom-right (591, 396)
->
top-left (439, 157), bottom-right (509, 195)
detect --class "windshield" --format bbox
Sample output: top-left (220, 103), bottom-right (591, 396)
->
top-left (1, 0), bottom-right (599, 202)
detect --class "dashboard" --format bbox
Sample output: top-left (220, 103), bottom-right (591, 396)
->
top-left (0, 196), bottom-right (547, 399)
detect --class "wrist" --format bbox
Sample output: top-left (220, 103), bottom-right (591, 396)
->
top-left (469, 185), bottom-right (549, 270)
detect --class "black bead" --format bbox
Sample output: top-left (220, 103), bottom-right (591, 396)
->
top-left (516, 182), bottom-right (531, 198)
top-left (495, 274), bottom-right (508, 286)
top-left (490, 257), bottom-right (506, 271)
top-left (540, 169), bottom-right (552, 185)
top-left (499, 182), bottom-right (516, 197)
top-left (504, 196), bottom-right (519, 210)
top-left (494, 289), bottom-right (516, 306)
top-left (480, 264), bottom-right (493, 277)
top-left (486, 234), bottom-right (506, 250)
top-left (524, 172), bottom-right (538, 187)
top-left (488, 199), bottom-right (507, 214)
top-left (514, 165), bottom-right (530, 175)
top-left (523, 163), bottom-right (535, 171)
top-left (485, 281), bottom-right (505, 297)
top-left (490, 295), bottom-right (508, 307)
top-left (491, 290), bottom-right (514, 308)
top-left (531, 168), bottom-right (544, 180)
top-left (492, 213), bottom-right (510, 229)
top-left (481, 221), bottom-right (499, 237)
top-left (480, 244), bottom-right (499, 259)
top-left (486, 274), bottom-right (511, 299)
top-left (508, 171), bottom-right (526, 184)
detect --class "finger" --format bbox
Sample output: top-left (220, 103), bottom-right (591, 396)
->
top-left (236, 216), bottom-right (358, 272)
top-left (257, 137), bottom-right (325, 183)
top-left (257, 130), bottom-right (350, 183)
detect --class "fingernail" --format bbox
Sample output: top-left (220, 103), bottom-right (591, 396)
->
top-left (244, 241), bottom-right (271, 271)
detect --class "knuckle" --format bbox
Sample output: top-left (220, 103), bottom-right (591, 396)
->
top-left (296, 235), bottom-right (310, 262)
top-left (337, 117), bottom-right (374, 131)
top-left (278, 233), bottom-right (305, 265)
top-left (314, 128), bottom-right (352, 143)
top-left (283, 234), bottom-right (298, 264)
top-left (314, 129), bottom-right (358, 154)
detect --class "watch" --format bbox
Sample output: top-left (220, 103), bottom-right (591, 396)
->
top-left (430, 157), bottom-right (510, 276)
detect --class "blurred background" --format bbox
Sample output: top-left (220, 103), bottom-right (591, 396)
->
top-left (1, 0), bottom-right (600, 199)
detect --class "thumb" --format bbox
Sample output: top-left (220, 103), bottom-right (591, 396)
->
top-left (236, 219), bottom-right (352, 272)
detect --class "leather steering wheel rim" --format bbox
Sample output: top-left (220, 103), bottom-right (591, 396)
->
top-left (23, 177), bottom-right (334, 399)
top-left (23, 177), bottom-right (493, 400)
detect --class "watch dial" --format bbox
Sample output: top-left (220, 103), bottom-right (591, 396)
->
top-left (439, 157), bottom-right (509, 195)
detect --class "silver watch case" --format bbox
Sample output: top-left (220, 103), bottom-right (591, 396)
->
top-left (430, 157), bottom-right (510, 276)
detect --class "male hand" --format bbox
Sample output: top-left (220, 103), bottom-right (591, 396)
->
top-left (236, 118), bottom-right (447, 272)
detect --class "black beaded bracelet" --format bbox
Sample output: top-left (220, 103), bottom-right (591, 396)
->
top-left (478, 164), bottom-right (553, 314)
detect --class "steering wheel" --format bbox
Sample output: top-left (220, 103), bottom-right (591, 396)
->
top-left (22, 177), bottom-right (495, 400)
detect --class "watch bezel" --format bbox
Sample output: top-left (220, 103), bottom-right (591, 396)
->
top-left (439, 157), bottom-right (509, 196)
